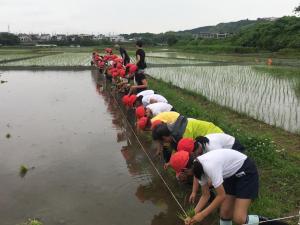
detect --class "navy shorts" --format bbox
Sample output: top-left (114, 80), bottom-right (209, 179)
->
top-left (223, 158), bottom-right (259, 199)
top-left (232, 139), bottom-right (245, 152)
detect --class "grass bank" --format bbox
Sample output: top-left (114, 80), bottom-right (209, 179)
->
top-left (148, 77), bottom-right (300, 222)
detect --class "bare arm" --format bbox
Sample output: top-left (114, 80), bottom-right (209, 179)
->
top-left (194, 183), bottom-right (210, 213)
top-left (136, 54), bottom-right (141, 65)
top-left (130, 79), bottom-right (148, 94)
top-left (189, 177), bottom-right (200, 204)
top-left (190, 184), bottom-right (226, 224)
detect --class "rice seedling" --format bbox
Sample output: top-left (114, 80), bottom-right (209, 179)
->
top-left (6, 133), bottom-right (11, 138)
top-left (0, 54), bottom-right (39, 62)
top-left (146, 56), bottom-right (209, 65)
top-left (19, 165), bottom-right (28, 177)
top-left (177, 207), bottom-right (196, 221)
top-left (2, 53), bottom-right (91, 67)
top-left (147, 65), bottom-right (300, 134)
top-left (20, 218), bottom-right (43, 225)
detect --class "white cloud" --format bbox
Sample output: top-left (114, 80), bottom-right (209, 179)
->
top-left (0, 0), bottom-right (298, 34)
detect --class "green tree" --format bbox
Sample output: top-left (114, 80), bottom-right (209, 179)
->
top-left (0, 32), bottom-right (20, 45)
top-left (167, 35), bottom-right (178, 46)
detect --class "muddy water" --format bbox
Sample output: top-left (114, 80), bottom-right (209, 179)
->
top-left (0, 70), bottom-right (195, 225)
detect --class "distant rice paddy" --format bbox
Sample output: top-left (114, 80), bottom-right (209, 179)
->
top-left (147, 65), bottom-right (300, 133)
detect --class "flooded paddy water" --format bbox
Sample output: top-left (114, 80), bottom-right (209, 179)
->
top-left (0, 70), bottom-right (213, 225)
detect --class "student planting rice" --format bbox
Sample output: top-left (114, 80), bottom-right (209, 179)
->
top-left (183, 133), bottom-right (245, 154)
top-left (140, 94), bottom-right (168, 106)
top-left (136, 103), bottom-right (175, 129)
top-left (129, 70), bottom-right (148, 94)
top-left (152, 116), bottom-right (223, 149)
top-left (184, 149), bottom-right (286, 225)
top-left (135, 112), bottom-right (180, 131)
top-left (166, 134), bottom-right (245, 182)
top-left (152, 116), bottom-right (223, 163)
top-left (151, 111), bottom-right (180, 125)
top-left (137, 89), bottom-right (154, 96)
top-left (136, 102), bottom-right (174, 119)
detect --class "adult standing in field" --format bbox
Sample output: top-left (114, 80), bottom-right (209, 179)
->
top-left (115, 44), bottom-right (130, 66)
top-left (135, 40), bottom-right (147, 73)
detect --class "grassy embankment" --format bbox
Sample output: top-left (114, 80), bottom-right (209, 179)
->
top-left (147, 66), bottom-right (300, 222)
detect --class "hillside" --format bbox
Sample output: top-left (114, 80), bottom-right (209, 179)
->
top-left (181, 18), bottom-right (271, 34)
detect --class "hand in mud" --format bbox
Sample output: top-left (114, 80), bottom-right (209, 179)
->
top-left (189, 192), bottom-right (196, 204)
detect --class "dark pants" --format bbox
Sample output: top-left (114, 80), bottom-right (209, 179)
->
top-left (123, 58), bottom-right (130, 66)
top-left (232, 139), bottom-right (245, 152)
top-left (162, 146), bottom-right (172, 163)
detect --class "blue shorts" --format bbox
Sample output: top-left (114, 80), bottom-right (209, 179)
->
top-left (223, 158), bottom-right (259, 199)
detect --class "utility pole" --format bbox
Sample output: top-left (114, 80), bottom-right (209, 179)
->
top-left (8, 24), bottom-right (10, 33)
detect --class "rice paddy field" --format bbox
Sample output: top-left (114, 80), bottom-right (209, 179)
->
top-left (1, 52), bottom-right (91, 67)
top-left (147, 65), bottom-right (300, 134)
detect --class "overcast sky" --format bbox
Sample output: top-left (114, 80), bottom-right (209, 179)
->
top-left (0, 0), bottom-right (298, 34)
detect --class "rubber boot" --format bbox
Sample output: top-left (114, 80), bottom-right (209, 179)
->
top-left (220, 218), bottom-right (232, 225)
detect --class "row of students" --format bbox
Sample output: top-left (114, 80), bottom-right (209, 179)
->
top-left (92, 48), bottom-right (285, 225)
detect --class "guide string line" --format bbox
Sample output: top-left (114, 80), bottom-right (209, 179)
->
top-left (242, 213), bottom-right (300, 225)
top-left (109, 87), bottom-right (188, 218)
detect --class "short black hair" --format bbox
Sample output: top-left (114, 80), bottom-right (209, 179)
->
top-left (152, 123), bottom-right (171, 141)
top-left (135, 95), bottom-right (143, 106)
top-left (193, 160), bottom-right (204, 180)
top-left (136, 40), bottom-right (143, 47)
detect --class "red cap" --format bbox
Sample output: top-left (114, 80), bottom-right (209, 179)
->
top-left (119, 69), bottom-right (126, 78)
top-left (99, 61), bottom-right (105, 67)
top-left (169, 151), bottom-right (189, 176)
top-left (105, 48), bottom-right (113, 53)
top-left (138, 117), bottom-right (148, 130)
top-left (116, 63), bottom-right (123, 69)
top-left (128, 95), bottom-right (137, 107)
top-left (177, 138), bottom-right (195, 154)
top-left (151, 120), bottom-right (162, 130)
top-left (126, 63), bottom-right (135, 69)
top-left (122, 95), bottom-right (130, 106)
top-left (129, 64), bottom-right (138, 74)
top-left (135, 106), bottom-right (146, 119)
top-left (112, 72), bottom-right (119, 77)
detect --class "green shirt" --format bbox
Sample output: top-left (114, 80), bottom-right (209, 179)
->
top-left (183, 118), bottom-right (223, 139)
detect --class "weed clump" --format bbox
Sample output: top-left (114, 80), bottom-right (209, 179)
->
top-left (19, 165), bottom-right (28, 177)
top-left (21, 219), bottom-right (43, 225)
top-left (6, 133), bottom-right (11, 139)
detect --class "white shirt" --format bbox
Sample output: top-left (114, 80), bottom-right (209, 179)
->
top-left (137, 90), bottom-right (154, 97)
top-left (197, 149), bottom-right (247, 188)
top-left (146, 102), bottom-right (173, 116)
top-left (204, 133), bottom-right (235, 152)
top-left (142, 94), bottom-right (168, 106)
